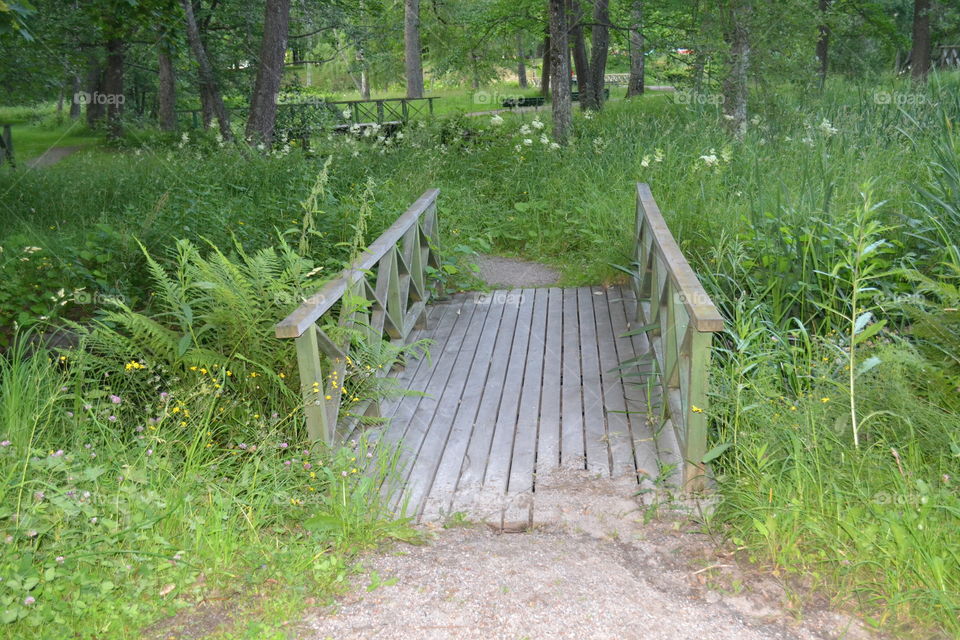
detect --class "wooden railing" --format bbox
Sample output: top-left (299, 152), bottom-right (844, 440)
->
top-left (630, 183), bottom-right (724, 491)
top-left (0, 124), bottom-right (14, 167)
top-left (276, 189), bottom-right (442, 442)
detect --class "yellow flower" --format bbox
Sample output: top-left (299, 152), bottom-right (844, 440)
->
top-left (226, 370), bottom-right (232, 376)
top-left (691, 405), bottom-right (704, 413)
top-left (325, 395), bottom-right (332, 400)
top-left (249, 372), bottom-right (259, 378)
top-left (309, 471), bottom-right (316, 478)
top-left (821, 397), bottom-right (830, 403)
top-left (279, 372), bottom-right (285, 379)
top-left (199, 368), bottom-right (208, 375)
top-left (790, 405), bottom-right (797, 411)
top-left (189, 366), bottom-right (197, 371)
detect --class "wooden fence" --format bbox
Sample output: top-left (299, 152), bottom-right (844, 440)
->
top-left (275, 189), bottom-right (442, 442)
top-left (0, 124), bottom-right (13, 167)
top-left (630, 183), bottom-right (723, 490)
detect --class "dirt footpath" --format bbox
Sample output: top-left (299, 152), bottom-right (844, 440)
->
top-left (302, 472), bottom-right (878, 640)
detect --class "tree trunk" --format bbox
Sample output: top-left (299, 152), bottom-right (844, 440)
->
top-left (103, 36), bottom-right (125, 139)
top-left (516, 33), bottom-right (528, 88)
top-left (404, 0), bottom-right (424, 98)
top-left (722, 0), bottom-right (750, 141)
top-left (540, 34), bottom-right (551, 96)
top-left (569, 0), bottom-right (590, 104)
top-left (627, 1), bottom-right (644, 97)
top-left (359, 49), bottom-right (371, 99)
top-left (246, 0), bottom-right (290, 145)
top-left (585, 0), bottom-right (610, 110)
top-left (70, 74), bottom-right (82, 119)
top-left (85, 56), bottom-right (104, 127)
top-left (549, 0), bottom-right (572, 144)
top-left (181, 0), bottom-right (232, 140)
top-left (158, 48), bottom-right (177, 131)
top-left (816, 0), bottom-right (830, 89)
top-left (910, 0), bottom-right (931, 81)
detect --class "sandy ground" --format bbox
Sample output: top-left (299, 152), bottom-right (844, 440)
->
top-left (474, 255), bottom-right (561, 288)
top-left (301, 472), bottom-right (879, 640)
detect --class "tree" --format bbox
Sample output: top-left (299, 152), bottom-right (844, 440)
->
top-left (722, 0), bottom-right (751, 140)
top-left (816, 0), bottom-right (830, 88)
top-left (404, 0), bottom-right (424, 98)
top-left (584, 0), bottom-right (610, 111)
top-left (540, 34), bottom-right (551, 96)
top-left (157, 39), bottom-right (176, 131)
top-left (516, 33), bottom-right (527, 88)
top-left (627, 1), bottom-right (644, 97)
top-left (246, 0), bottom-right (291, 145)
top-left (910, 0), bottom-right (931, 80)
top-left (549, 0), bottom-right (571, 144)
top-left (180, 0), bottom-right (231, 140)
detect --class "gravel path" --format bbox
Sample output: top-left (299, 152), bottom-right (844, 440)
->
top-left (474, 255), bottom-right (561, 288)
top-left (302, 473), bottom-right (876, 640)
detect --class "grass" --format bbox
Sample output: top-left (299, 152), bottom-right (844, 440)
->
top-left (1, 70), bottom-right (960, 635)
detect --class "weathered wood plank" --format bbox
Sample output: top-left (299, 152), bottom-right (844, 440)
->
top-left (450, 291), bottom-right (522, 508)
top-left (398, 293), bottom-right (494, 517)
top-left (577, 288), bottom-right (611, 476)
top-left (419, 294), bottom-right (508, 518)
top-left (593, 287), bottom-right (638, 478)
top-left (507, 288), bottom-right (548, 495)
top-left (560, 288), bottom-right (585, 469)
top-left (482, 289), bottom-right (534, 494)
top-left (535, 288), bottom-right (564, 475)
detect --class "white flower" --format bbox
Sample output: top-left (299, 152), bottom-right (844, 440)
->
top-left (720, 147), bottom-right (733, 162)
top-left (539, 134), bottom-right (549, 144)
top-left (640, 155), bottom-right (650, 168)
top-left (654, 148), bottom-right (664, 162)
top-left (342, 109), bottom-right (352, 119)
top-left (490, 114), bottom-right (504, 126)
top-left (351, 150), bottom-right (360, 157)
top-left (549, 142), bottom-right (561, 151)
top-left (750, 115), bottom-right (762, 126)
top-left (363, 127), bottom-right (372, 137)
top-left (181, 132), bottom-right (190, 143)
top-left (699, 154), bottom-right (719, 166)
top-left (23, 246), bottom-right (41, 254)
top-left (583, 110), bottom-right (595, 120)
top-left (519, 124), bottom-right (532, 135)
top-left (531, 119), bottom-right (545, 130)
top-left (395, 131), bottom-right (404, 140)
top-left (523, 138), bottom-right (533, 146)
top-left (514, 144), bottom-right (522, 153)
top-left (818, 118), bottom-right (838, 136)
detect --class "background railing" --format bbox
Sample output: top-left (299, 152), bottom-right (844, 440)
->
top-left (276, 189), bottom-right (441, 442)
top-left (630, 183), bottom-right (724, 490)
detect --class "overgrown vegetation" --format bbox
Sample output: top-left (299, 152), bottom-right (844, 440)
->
top-left (2, 70), bottom-right (960, 636)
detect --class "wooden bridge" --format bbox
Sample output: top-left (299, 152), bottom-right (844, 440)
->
top-left (276, 185), bottom-right (723, 523)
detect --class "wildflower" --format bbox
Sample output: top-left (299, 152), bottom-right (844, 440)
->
top-left (279, 442), bottom-right (289, 449)
top-left (109, 395), bottom-right (121, 404)
top-left (34, 491), bottom-right (45, 501)
top-left (583, 110), bottom-right (595, 120)
top-left (699, 154), bottom-right (719, 166)
top-left (539, 134), bottom-right (549, 145)
top-left (124, 361), bottom-right (145, 371)
top-left (304, 462), bottom-right (312, 470)
top-left (56, 556), bottom-right (65, 564)
top-left (532, 118), bottom-right (545, 130)
top-left (691, 406), bottom-right (704, 413)
top-left (523, 138), bottom-right (533, 146)
top-left (160, 392), bottom-right (169, 400)
top-left (51, 449), bottom-right (64, 457)
top-left (146, 449), bottom-right (153, 456)
top-left (640, 155), bottom-right (651, 168)
top-left (821, 397), bottom-right (830, 403)
top-left (549, 142), bottom-right (561, 151)
top-left (818, 118), bottom-right (838, 136)
top-left (0, 440), bottom-right (9, 447)
top-left (519, 124), bottom-right (532, 135)
top-left (108, 416), bottom-right (117, 422)
top-left (24, 597), bottom-right (35, 606)
top-left (341, 109), bottom-right (352, 119)
top-left (341, 471), bottom-right (348, 477)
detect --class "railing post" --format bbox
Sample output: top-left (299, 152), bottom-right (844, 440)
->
top-left (684, 330), bottom-right (714, 491)
top-left (295, 325), bottom-right (332, 442)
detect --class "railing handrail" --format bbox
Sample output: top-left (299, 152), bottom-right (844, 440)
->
top-left (636, 183), bottom-right (723, 333)
top-left (275, 188), bottom-right (440, 339)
